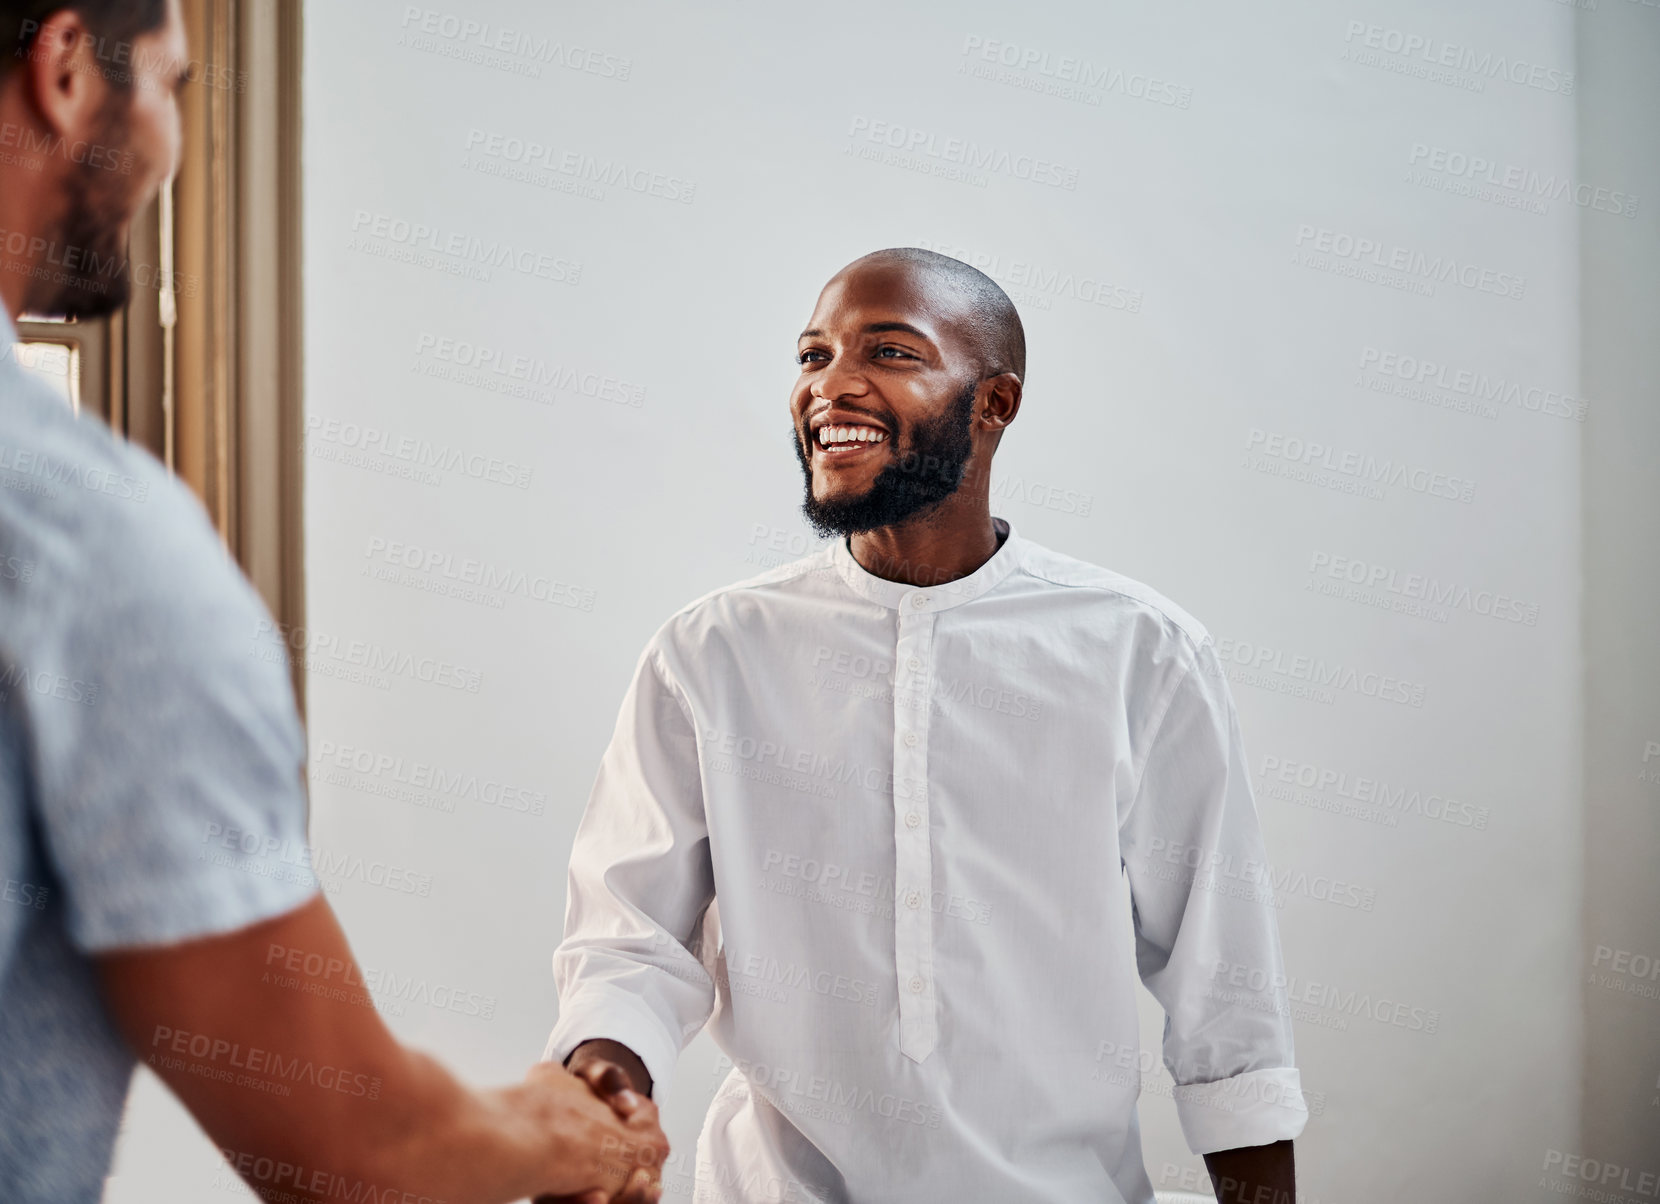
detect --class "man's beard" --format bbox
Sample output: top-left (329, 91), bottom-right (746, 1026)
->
top-left (20, 97), bottom-right (137, 319)
top-left (795, 379), bottom-right (978, 539)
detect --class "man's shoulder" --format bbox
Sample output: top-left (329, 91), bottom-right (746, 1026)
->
top-left (0, 371), bottom-right (257, 637)
top-left (1014, 537), bottom-right (1211, 650)
top-left (645, 546), bottom-right (838, 652)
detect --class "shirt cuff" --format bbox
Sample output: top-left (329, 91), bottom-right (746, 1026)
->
top-left (543, 988), bottom-right (685, 1103)
top-left (1173, 1066), bottom-right (1309, 1155)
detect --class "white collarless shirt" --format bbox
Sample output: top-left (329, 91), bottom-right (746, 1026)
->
top-left (548, 520), bottom-right (1307, 1204)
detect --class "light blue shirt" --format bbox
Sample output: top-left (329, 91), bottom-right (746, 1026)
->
top-left (0, 313), bottom-right (318, 1202)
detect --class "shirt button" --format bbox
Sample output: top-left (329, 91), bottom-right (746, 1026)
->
top-left (910, 976), bottom-right (925, 993)
top-left (912, 596), bottom-right (929, 609)
top-left (906, 890), bottom-right (922, 909)
top-left (906, 656), bottom-right (922, 671)
top-left (905, 812), bottom-right (921, 829)
top-left (904, 731), bottom-right (919, 747)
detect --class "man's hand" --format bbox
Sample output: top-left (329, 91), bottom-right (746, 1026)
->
top-left (518, 1061), bottom-right (666, 1203)
top-left (535, 1045), bottom-right (666, 1204)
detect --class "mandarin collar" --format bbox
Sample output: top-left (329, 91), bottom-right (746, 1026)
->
top-left (830, 517), bottom-right (1023, 612)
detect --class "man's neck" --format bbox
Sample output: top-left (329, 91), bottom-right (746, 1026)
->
top-left (847, 501), bottom-right (1004, 588)
top-left (0, 97), bottom-right (50, 323)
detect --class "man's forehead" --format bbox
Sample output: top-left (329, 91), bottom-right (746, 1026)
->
top-left (809, 260), bottom-right (969, 338)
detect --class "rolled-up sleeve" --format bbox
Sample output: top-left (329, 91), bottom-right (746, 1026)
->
top-left (1118, 634), bottom-right (1308, 1154)
top-left (545, 643), bottom-right (716, 1101)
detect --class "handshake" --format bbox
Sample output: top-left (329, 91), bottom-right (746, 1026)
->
top-left (524, 1042), bottom-right (668, 1204)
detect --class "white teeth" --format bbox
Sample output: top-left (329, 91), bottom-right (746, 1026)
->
top-left (816, 423), bottom-right (887, 448)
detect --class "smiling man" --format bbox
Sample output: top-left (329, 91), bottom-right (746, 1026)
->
top-left (549, 248), bottom-right (1308, 1203)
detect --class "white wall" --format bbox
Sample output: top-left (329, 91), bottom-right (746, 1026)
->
top-left (105, 1), bottom-right (1651, 1201)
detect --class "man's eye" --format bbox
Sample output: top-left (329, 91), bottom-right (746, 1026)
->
top-left (875, 346), bottom-right (915, 359)
top-left (797, 349), bottom-right (828, 364)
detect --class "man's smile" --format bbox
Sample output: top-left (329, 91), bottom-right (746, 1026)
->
top-left (808, 410), bottom-right (891, 461)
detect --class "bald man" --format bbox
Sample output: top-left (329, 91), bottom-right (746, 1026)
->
top-left (549, 249), bottom-right (1307, 1203)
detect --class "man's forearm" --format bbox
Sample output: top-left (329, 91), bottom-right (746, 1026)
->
top-left (1204, 1139), bottom-right (1296, 1204)
top-left (343, 1048), bottom-right (554, 1204)
top-left (200, 1034), bottom-right (565, 1204)
top-left (99, 897), bottom-right (662, 1204)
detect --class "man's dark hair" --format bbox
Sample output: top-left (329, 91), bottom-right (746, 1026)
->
top-left (858, 246), bottom-right (1027, 382)
top-left (0, 1), bottom-right (168, 84)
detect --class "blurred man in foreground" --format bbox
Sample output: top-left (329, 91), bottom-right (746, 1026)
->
top-left (549, 248), bottom-right (1307, 1202)
top-left (0, 3), bottom-right (665, 1200)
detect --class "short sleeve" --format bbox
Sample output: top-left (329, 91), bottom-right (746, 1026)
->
top-left (22, 464), bottom-right (317, 952)
top-left (1118, 635), bottom-right (1308, 1154)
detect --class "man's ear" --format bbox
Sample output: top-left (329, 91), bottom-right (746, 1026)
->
top-left (978, 372), bottom-right (1023, 432)
top-left (19, 8), bottom-right (107, 139)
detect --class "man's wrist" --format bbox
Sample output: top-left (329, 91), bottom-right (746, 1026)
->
top-left (350, 1049), bottom-right (529, 1204)
top-left (567, 1038), bottom-right (654, 1098)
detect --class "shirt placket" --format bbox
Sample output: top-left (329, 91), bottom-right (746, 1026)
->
top-left (892, 591), bottom-right (938, 1062)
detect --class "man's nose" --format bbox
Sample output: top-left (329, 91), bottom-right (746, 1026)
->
top-left (810, 355), bottom-right (871, 402)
